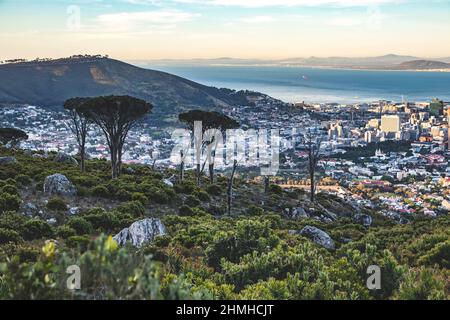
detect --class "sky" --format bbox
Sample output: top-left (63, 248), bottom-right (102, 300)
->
top-left (0, 0), bottom-right (449, 60)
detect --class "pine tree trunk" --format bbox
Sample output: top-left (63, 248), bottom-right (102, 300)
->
top-left (209, 163), bottom-right (214, 184)
top-left (264, 176), bottom-right (270, 193)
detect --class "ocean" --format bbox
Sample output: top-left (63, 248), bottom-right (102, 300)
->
top-left (147, 65), bottom-right (450, 104)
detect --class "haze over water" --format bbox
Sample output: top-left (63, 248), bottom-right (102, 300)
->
top-left (148, 65), bottom-right (450, 104)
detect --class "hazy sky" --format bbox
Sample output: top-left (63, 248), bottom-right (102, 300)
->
top-left (1, 0), bottom-right (449, 60)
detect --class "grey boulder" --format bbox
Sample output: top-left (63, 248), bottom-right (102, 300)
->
top-left (299, 225), bottom-right (335, 250)
top-left (0, 156), bottom-right (17, 165)
top-left (43, 174), bottom-right (77, 196)
top-left (23, 202), bottom-right (38, 217)
top-left (113, 218), bottom-right (166, 248)
top-left (353, 214), bottom-right (373, 227)
top-left (54, 153), bottom-right (78, 166)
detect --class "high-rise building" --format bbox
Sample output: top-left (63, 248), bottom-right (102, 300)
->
top-left (381, 115), bottom-right (401, 133)
top-left (429, 98), bottom-right (444, 117)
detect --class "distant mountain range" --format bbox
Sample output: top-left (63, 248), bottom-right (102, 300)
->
top-left (136, 54), bottom-right (450, 71)
top-left (0, 56), bottom-right (268, 122)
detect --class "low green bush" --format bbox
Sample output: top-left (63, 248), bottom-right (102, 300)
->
top-left (185, 195), bottom-right (201, 207)
top-left (67, 217), bottom-right (94, 235)
top-left (55, 225), bottom-right (77, 239)
top-left (66, 235), bottom-right (91, 251)
top-left (206, 184), bottom-right (222, 196)
top-left (22, 219), bottom-right (54, 241)
top-left (131, 192), bottom-right (149, 205)
top-left (0, 193), bottom-right (21, 213)
top-left (115, 201), bottom-right (146, 218)
top-left (46, 196), bottom-right (68, 211)
top-left (91, 185), bottom-right (110, 198)
top-left (0, 228), bottom-right (23, 244)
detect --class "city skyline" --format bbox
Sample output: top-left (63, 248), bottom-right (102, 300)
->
top-left (1, 0), bottom-right (450, 60)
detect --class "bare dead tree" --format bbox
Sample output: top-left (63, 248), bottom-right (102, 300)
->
top-left (304, 129), bottom-right (323, 202)
top-left (227, 159), bottom-right (238, 216)
top-left (264, 176), bottom-right (270, 193)
top-left (64, 98), bottom-right (91, 173)
top-left (179, 150), bottom-right (185, 180)
top-left (179, 110), bottom-right (239, 186)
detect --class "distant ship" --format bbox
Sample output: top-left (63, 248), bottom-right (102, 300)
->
top-left (301, 75), bottom-right (309, 80)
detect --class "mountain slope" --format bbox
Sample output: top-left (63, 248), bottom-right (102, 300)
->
top-left (392, 60), bottom-right (450, 70)
top-left (0, 56), bottom-right (261, 118)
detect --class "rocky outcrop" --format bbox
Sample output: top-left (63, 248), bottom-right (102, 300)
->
top-left (297, 225), bottom-right (335, 250)
top-left (0, 156), bottom-right (17, 165)
top-left (113, 218), bottom-right (166, 248)
top-left (285, 207), bottom-right (309, 219)
top-left (68, 207), bottom-right (80, 216)
top-left (23, 202), bottom-right (38, 217)
top-left (43, 174), bottom-right (77, 196)
top-left (54, 153), bottom-right (78, 166)
top-left (353, 214), bottom-right (373, 227)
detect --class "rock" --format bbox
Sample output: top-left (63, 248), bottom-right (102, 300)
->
top-left (298, 225), bottom-right (335, 250)
top-left (113, 218), bottom-right (166, 248)
top-left (43, 174), bottom-right (77, 197)
top-left (0, 156), bottom-right (17, 165)
top-left (23, 202), bottom-right (38, 217)
top-left (54, 152), bottom-right (78, 166)
top-left (68, 207), bottom-right (80, 216)
top-left (319, 215), bottom-right (333, 224)
top-left (163, 179), bottom-right (174, 187)
top-left (46, 218), bottom-right (57, 225)
top-left (291, 207), bottom-right (309, 219)
top-left (353, 214), bottom-right (373, 227)
top-left (32, 153), bottom-right (47, 159)
top-left (124, 167), bottom-right (135, 174)
top-left (399, 218), bottom-right (410, 225)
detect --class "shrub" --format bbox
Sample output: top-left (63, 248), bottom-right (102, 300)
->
top-left (247, 205), bottom-right (264, 216)
top-left (147, 187), bottom-right (170, 204)
top-left (15, 174), bottom-right (32, 186)
top-left (115, 201), bottom-right (146, 218)
top-left (1, 185), bottom-right (19, 196)
top-left (66, 235), bottom-right (91, 251)
top-left (174, 181), bottom-right (196, 194)
top-left (395, 268), bottom-right (447, 300)
top-left (67, 217), bottom-right (94, 235)
top-left (0, 211), bottom-right (28, 234)
top-left (84, 210), bottom-right (119, 232)
top-left (0, 193), bottom-right (21, 213)
top-left (0, 228), bottom-right (23, 244)
top-left (185, 195), bottom-right (201, 207)
top-left (55, 225), bottom-right (77, 239)
top-left (179, 205), bottom-right (194, 217)
top-left (22, 219), bottom-right (54, 241)
top-left (206, 184), bottom-right (222, 196)
top-left (195, 191), bottom-right (210, 202)
top-left (205, 220), bottom-right (280, 270)
top-left (131, 192), bottom-right (149, 205)
top-left (116, 189), bottom-right (132, 201)
top-left (269, 184), bottom-right (283, 195)
top-left (418, 240), bottom-right (450, 269)
top-left (46, 196), bottom-right (68, 211)
top-left (91, 185), bottom-right (110, 198)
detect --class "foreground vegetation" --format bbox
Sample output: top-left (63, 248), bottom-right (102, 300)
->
top-left (0, 147), bottom-right (448, 300)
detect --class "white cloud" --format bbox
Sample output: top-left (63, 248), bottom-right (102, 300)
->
top-left (238, 16), bottom-right (276, 24)
top-left (97, 10), bottom-right (199, 28)
top-left (326, 17), bottom-right (363, 26)
top-left (173, 0), bottom-right (403, 7)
